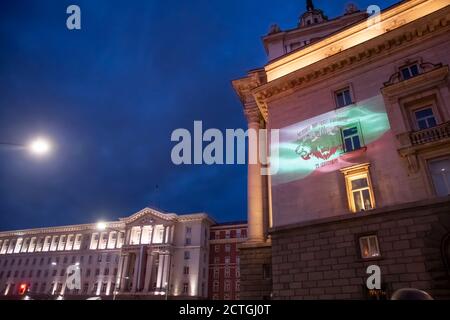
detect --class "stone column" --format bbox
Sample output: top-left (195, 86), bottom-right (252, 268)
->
top-left (132, 253), bottom-right (140, 292)
top-left (144, 252), bottom-right (155, 292)
top-left (115, 254), bottom-right (125, 293)
top-left (139, 226), bottom-right (144, 245)
top-left (245, 107), bottom-right (265, 243)
top-left (150, 226), bottom-right (155, 245)
top-left (125, 229), bottom-right (131, 245)
top-left (120, 254), bottom-right (130, 291)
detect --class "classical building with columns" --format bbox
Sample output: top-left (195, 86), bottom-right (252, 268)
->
top-left (233, 0), bottom-right (450, 300)
top-left (0, 207), bottom-right (214, 299)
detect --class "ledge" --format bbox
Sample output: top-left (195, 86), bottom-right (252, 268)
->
top-left (269, 196), bottom-right (450, 234)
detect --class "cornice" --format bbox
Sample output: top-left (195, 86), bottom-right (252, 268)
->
top-left (265, 0), bottom-right (450, 82)
top-left (252, 6), bottom-right (450, 121)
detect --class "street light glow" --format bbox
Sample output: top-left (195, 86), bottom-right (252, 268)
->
top-left (29, 138), bottom-right (51, 155)
top-left (96, 221), bottom-right (107, 231)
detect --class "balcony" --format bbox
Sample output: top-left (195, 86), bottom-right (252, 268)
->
top-left (410, 121), bottom-right (450, 146)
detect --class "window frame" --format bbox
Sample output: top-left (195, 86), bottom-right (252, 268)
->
top-left (427, 156), bottom-right (450, 197)
top-left (358, 235), bottom-right (381, 260)
top-left (400, 62), bottom-right (420, 81)
top-left (413, 106), bottom-right (438, 131)
top-left (340, 163), bottom-right (376, 213)
top-left (341, 122), bottom-right (364, 153)
top-left (334, 86), bottom-right (354, 109)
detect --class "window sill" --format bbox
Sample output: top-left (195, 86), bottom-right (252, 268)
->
top-left (357, 256), bottom-right (383, 263)
top-left (341, 146), bottom-right (368, 160)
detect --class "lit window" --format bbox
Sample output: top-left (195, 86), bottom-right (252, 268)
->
top-left (341, 164), bottom-right (376, 213)
top-left (342, 125), bottom-right (363, 153)
top-left (428, 158), bottom-right (450, 197)
top-left (414, 108), bottom-right (437, 130)
top-left (335, 87), bottom-right (353, 108)
top-left (400, 64), bottom-right (420, 80)
top-left (359, 235), bottom-right (381, 259)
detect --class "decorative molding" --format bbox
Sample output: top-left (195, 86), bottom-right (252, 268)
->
top-left (252, 8), bottom-right (450, 121)
top-left (265, 0), bottom-right (449, 82)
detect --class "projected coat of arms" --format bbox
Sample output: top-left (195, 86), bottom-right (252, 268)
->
top-left (271, 95), bottom-right (391, 185)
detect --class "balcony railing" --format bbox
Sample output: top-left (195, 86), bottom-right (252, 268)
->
top-left (410, 121), bottom-right (450, 146)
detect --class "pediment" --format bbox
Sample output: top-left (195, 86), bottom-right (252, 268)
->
top-left (121, 208), bottom-right (177, 227)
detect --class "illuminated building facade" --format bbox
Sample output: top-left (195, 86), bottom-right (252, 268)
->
top-left (208, 222), bottom-right (247, 300)
top-left (233, 0), bottom-right (450, 299)
top-left (0, 208), bottom-right (213, 299)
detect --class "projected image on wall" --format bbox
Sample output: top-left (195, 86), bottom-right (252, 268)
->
top-left (271, 95), bottom-right (391, 186)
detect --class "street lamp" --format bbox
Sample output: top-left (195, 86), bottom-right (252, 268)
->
top-left (0, 137), bottom-right (52, 156)
top-left (29, 138), bottom-right (51, 155)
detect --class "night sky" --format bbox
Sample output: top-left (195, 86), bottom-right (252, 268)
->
top-left (0, 0), bottom-right (397, 231)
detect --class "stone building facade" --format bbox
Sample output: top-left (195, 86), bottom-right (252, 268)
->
top-left (233, 0), bottom-right (450, 299)
top-left (0, 207), bottom-right (213, 299)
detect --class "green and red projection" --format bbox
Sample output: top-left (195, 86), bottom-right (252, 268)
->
top-left (271, 95), bottom-right (391, 185)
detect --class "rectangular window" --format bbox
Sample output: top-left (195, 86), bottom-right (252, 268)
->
top-left (342, 125), bottom-right (362, 153)
top-left (414, 107), bottom-right (437, 130)
top-left (225, 268), bottom-right (230, 278)
top-left (214, 268), bottom-right (219, 279)
top-left (341, 164), bottom-right (376, 213)
top-left (225, 244), bottom-right (231, 253)
top-left (183, 266), bottom-right (190, 275)
top-left (400, 64), bottom-right (420, 80)
top-left (185, 238), bottom-right (191, 245)
top-left (213, 281), bottom-right (219, 293)
top-left (215, 245), bottom-right (220, 253)
top-left (224, 280), bottom-right (231, 292)
top-left (184, 251), bottom-right (190, 260)
top-left (428, 158), bottom-right (450, 197)
top-left (359, 235), bottom-right (381, 259)
top-left (182, 283), bottom-right (189, 294)
top-left (350, 177), bottom-right (374, 212)
top-left (335, 87), bottom-right (353, 108)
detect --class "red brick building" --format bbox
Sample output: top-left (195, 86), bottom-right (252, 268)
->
top-left (208, 222), bottom-right (247, 300)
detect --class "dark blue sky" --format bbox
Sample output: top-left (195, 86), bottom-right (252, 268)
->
top-left (0, 0), bottom-right (397, 230)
